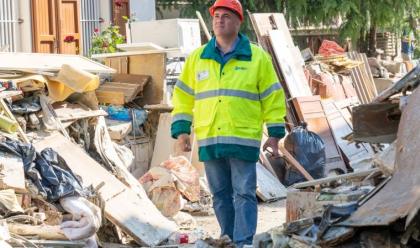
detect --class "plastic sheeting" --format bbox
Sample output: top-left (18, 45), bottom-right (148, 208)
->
top-left (0, 140), bottom-right (85, 202)
top-left (284, 124), bottom-right (326, 186)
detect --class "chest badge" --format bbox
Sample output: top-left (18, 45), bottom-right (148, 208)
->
top-left (197, 70), bottom-right (209, 81)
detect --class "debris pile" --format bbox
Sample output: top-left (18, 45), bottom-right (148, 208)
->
top-left (0, 53), bottom-right (179, 247)
top-left (247, 12), bottom-right (420, 248)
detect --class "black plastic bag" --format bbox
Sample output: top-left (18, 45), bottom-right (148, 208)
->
top-left (284, 123), bottom-right (326, 186)
top-left (0, 140), bottom-right (85, 202)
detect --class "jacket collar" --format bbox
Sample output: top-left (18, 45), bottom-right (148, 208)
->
top-left (201, 33), bottom-right (252, 63)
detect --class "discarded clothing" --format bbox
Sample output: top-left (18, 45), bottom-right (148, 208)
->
top-left (0, 140), bottom-right (85, 202)
top-left (10, 96), bottom-right (41, 114)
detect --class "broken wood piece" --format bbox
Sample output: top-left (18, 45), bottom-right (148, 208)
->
top-left (53, 103), bottom-right (108, 121)
top-left (292, 168), bottom-right (380, 189)
top-left (34, 133), bottom-right (177, 246)
top-left (352, 102), bottom-right (400, 144)
top-left (143, 104), bottom-right (173, 112)
top-left (0, 90), bottom-right (22, 99)
top-left (372, 63), bottom-right (420, 103)
top-left (283, 218), bottom-right (314, 235)
top-left (278, 142), bottom-right (314, 181)
top-left (256, 162), bottom-right (287, 201)
top-left (0, 151), bottom-right (26, 193)
top-left (96, 74), bottom-right (150, 105)
top-left (8, 223), bottom-right (67, 240)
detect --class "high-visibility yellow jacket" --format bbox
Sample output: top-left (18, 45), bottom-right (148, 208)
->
top-left (171, 33), bottom-right (286, 162)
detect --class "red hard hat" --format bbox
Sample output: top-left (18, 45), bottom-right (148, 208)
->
top-left (209, 0), bottom-right (243, 22)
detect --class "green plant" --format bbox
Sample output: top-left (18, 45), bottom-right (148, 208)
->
top-left (89, 25), bottom-right (125, 56)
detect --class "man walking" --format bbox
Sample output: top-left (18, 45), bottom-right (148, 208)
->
top-left (171, 0), bottom-right (286, 246)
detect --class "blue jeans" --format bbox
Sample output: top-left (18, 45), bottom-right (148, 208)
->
top-left (204, 158), bottom-right (257, 247)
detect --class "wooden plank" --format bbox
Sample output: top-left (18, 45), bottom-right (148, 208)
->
top-left (0, 151), bottom-right (26, 193)
top-left (150, 113), bottom-right (192, 167)
top-left (96, 90), bottom-right (125, 105)
top-left (292, 96), bottom-right (347, 174)
top-left (292, 168), bottom-right (379, 189)
top-left (322, 100), bottom-right (373, 162)
top-left (268, 30), bottom-right (312, 98)
top-left (256, 162), bottom-right (287, 201)
top-left (278, 142), bottom-right (314, 181)
top-left (0, 53), bottom-right (115, 74)
top-left (34, 133), bottom-right (177, 246)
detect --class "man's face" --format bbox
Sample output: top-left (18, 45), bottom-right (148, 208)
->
top-left (212, 8), bottom-right (241, 37)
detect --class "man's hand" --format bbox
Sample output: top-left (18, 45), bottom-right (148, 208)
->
top-left (263, 137), bottom-right (280, 158)
top-left (176, 134), bottom-right (192, 152)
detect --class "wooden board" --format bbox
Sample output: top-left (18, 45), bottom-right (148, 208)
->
top-left (150, 113), bottom-right (191, 167)
top-left (347, 52), bottom-right (378, 104)
top-left (129, 53), bottom-right (166, 105)
top-left (95, 90), bottom-right (125, 105)
top-left (322, 100), bottom-right (373, 162)
top-left (256, 162), bottom-right (287, 201)
top-left (34, 133), bottom-right (177, 246)
top-left (0, 151), bottom-right (26, 193)
top-left (104, 57), bottom-right (128, 74)
top-left (0, 52), bottom-right (114, 73)
top-left (292, 96), bottom-right (347, 174)
top-left (269, 30), bottom-right (312, 98)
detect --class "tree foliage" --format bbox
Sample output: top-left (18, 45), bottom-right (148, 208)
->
top-left (157, 0), bottom-right (420, 51)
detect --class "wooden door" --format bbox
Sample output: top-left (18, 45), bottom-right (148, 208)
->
top-left (32, 0), bottom-right (82, 54)
top-left (57, 0), bottom-right (82, 54)
top-left (112, 0), bottom-right (129, 37)
top-left (32, 0), bottom-right (58, 53)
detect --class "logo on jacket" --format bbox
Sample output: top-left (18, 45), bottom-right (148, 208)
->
top-left (234, 66), bottom-right (247, 71)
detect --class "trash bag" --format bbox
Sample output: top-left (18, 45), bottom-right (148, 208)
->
top-left (0, 140), bottom-right (85, 202)
top-left (284, 123), bottom-right (326, 186)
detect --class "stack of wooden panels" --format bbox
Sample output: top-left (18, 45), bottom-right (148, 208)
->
top-left (96, 74), bottom-right (150, 105)
top-left (376, 32), bottom-right (397, 58)
top-left (347, 52), bottom-right (378, 104)
top-left (248, 12), bottom-right (375, 175)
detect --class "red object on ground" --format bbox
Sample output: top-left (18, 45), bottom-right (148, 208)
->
top-left (178, 233), bottom-right (189, 244)
top-left (318, 40), bottom-right (345, 56)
